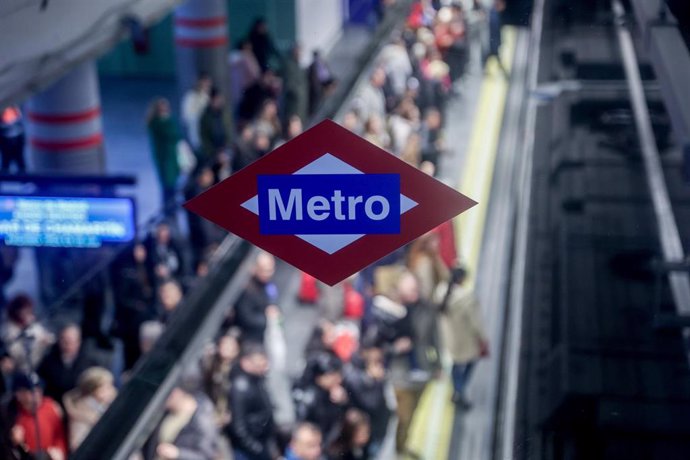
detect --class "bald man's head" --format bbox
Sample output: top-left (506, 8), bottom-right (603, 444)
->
top-left (396, 271), bottom-right (420, 305)
top-left (290, 423), bottom-right (322, 460)
top-left (254, 251), bottom-right (276, 283)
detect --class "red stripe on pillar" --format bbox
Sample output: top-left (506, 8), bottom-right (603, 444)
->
top-left (30, 133), bottom-right (103, 151)
top-left (175, 16), bottom-right (227, 27)
top-left (175, 36), bottom-right (229, 48)
top-left (27, 107), bottom-right (101, 124)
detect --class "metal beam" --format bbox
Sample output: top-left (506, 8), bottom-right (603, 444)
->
top-left (612, 0), bottom-right (690, 366)
top-left (630, 0), bottom-right (690, 145)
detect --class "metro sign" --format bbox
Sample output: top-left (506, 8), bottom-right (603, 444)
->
top-left (184, 120), bottom-right (476, 285)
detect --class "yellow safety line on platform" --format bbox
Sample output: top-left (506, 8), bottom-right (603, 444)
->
top-left (404, 26), bottom-right (516, 460)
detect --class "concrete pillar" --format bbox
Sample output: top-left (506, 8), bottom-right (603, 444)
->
top-left (27, 61), bottom-right (105, 174)
top-left (174, 0), bottom-right (230, 98)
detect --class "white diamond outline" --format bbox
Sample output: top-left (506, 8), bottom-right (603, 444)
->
top-left (241, 153), bottom-right (418, 254)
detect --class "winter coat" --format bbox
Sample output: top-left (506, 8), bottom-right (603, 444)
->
top-left (11, 396), bottom-right (68, 458)
top-left (147, 116), bottom-right (181, 190)
top-left (37, 345), bottom-right (97, 403)
top-left (199, 107), bottom-right (232, 163)
top-left (282, 57), bottom-right (308, 122)
top-left (145, 395), bottom-right (220, 460)
top-left (234, 276), bottom-right (271, 343)
top-left (227, 367), bottom-right (277, 460)
top-left (372, 296), bottom-right (440, 389)
top-left (293, 383), bottom-right (347, 447)
top-left (63, 390), bottom-right (109, 450)
top-left (435, 282), bottom-right (486, 364)
top-left (343, 362), bottom-right (390, 443)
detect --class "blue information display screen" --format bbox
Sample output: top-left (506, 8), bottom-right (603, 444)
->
top-left (258, 174), bottom-right (400, 235)
top-left (0, 196), bottom-right (136, 248)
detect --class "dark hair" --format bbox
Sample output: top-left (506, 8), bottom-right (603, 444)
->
top-left (451, 266), bottom-right (468, 284)
top-left (12, 372), bottom-right (43, 392)
top-left (328, 409), bottom-right (370, 456)
top-left (304, 351), bottom-right (342, 381)
top-left (209, 87), bottom-right (222, 100)
top-left (240, 341), bottom-right (267, 359)
top-left (6, 294), bottom-right (33, 323)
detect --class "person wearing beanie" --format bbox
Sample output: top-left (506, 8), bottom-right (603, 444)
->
top-left (6, 372), bottom-right (67, 460)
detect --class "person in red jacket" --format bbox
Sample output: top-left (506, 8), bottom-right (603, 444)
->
top-left (8, 373), bottom-right (67, 460)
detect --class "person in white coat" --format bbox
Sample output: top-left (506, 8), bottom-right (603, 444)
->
top-left (435, 266), bottom-right (489, 409)
top-left (181, 74), bottom-right (212, 151)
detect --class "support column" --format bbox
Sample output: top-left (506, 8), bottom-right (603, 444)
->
top-left (174, 0), bottom-right (230, 97)
top-left (27, 61), bottom-right (105, 174)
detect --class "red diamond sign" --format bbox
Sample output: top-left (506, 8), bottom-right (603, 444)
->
top-left (184, 119), bottom-right (476, 285)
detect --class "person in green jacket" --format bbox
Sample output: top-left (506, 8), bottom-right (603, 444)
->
top-left (147, 98), bottom-right (181, 215)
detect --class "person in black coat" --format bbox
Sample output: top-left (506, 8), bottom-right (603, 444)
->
top-left (227, 343), bottom-right (280, 460)
top-left (110, 243), bottom-right (156, 370)
top-left (293, 352), bottom-right (349, 448)
top-left (343, 344), bottom-right (390, 457)
top-left (234, 252), bottom-right (279, 344)
top-left (37, 324), bottom-right (97, 404)
top-left (248, 18), bottom-right (279, 72)
top-left (144, 221), bottom-right (187, 286)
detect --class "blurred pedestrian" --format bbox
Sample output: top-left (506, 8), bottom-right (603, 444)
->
top-left (145, 221), bottom-right (186, 285)
top-left (199, 89), bottom-right (232, 165)
top-left (63, 367), bottom-right (117, 450)
top-left (281, 45), bottom-right (308, 124)
top-left (485, 0), bottom-right (508, 77)
top-left (110, 243), bottom-right (156, 370)
top-left (201, 332), bottom-right (239, 429)
top-left (0, 105), bottom-right (25, 173)
top-left (356, 68), bottom-right (387, 122)
top-left (326, 408), bottom-right (371, 460)
top-left (435, 266), bottom-right (489, 409)
top-left (227, 343), bottom-right (280, 460)
top-left (253, 99), bottom-right (282, 145)
top-left (146, 98), bottom-right (181, 213)
top-left (308, 50), bottom-right (336, 115)
top-left (379, 34), bottom-right (413, 97)
top-left (231, 124), bottom-right (258, 172)
top-left (293, 351), bottom-right (348, 447)
top-left (37, 323), bottom-right (97, 404)
top-left (234, 252), bottom-right (280, 344)
top-left (0, 294), bottom-right (54, 373)
top-left (248, 18), bottom-right (280, 72)
top-left (284, 422), bottom-right (322, 460)
top-left (6, 373), bottom-right (67, 460)
top-left (373, 272), bottom-right (441, 458)
top-left (185, 166), bottom-right (224, 261)
top-left (181, 73), bottom-right (212, 151)
top-left (157, 279), bottom-right (184, 324)
top-left (406, 231), bottom-right (449, 302)
top-left (418, 107), bottom-right (445, 168)
top-left (238, 70), bottom-right (281, 123)
top-left (362, 114), bottom-right (391, 150)
top-left (147, 386), bottom-right (220, 460)
top-left (343, 343), bottom-right (389, 457)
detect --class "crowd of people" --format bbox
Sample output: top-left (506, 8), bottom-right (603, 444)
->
top-left (0, 1), bottom-right (506, 459)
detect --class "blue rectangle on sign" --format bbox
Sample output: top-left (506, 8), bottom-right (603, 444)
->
top-left (258, 174), bottom-right (400, 235)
